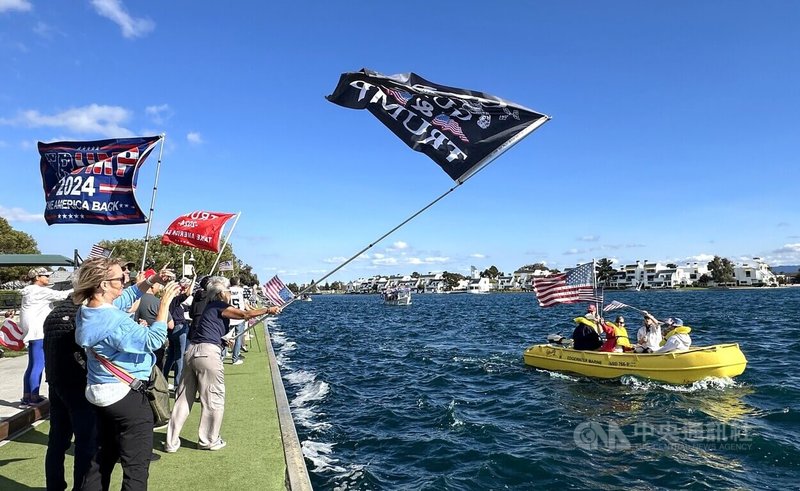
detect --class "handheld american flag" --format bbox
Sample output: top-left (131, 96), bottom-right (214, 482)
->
top-left (533, 262), bottom-right (598, 308)
top-left (603, 300), bottom-right (629, 312)
top-left (263, 276), bottom-right (294, 307)
top-left (87, 243), bottom-right (112, 259)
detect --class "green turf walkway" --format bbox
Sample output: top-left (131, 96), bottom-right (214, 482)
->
top-left (0, 325), bottom-right (287, 490)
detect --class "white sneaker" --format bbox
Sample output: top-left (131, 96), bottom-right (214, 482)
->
top-left (167, 383), bottom-right (174, 391)
top-left (199, 439), bottom-right (226, 451)
top-left (163, 442), bottom-right (179, 453)
top-left (232, 359), bottom-right (244, 365)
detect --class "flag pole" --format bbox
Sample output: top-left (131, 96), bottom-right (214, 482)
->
top-left (231, 117), bottom-right (551, 340)
top-left (140, 133), bottom-right (167, 271)
top-left (208, 212), bottom-right (241, 276)
top-left (293, 117), bottom-right (551, 299)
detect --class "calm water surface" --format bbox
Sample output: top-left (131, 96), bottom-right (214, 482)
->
top-left (267, 288), bottom-right (800, 490)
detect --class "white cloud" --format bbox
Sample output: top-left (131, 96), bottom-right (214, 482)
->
top-left (469, 253), bottom-right (485, 259)
top-left (392, 241), bottom-right (408, 250)
top-left (0, 0), bottom-right (32, 13)
top-left (323, 256), bottom-right (347, 264)
top-left (0, 205), bottom-right (44, 222)
top-left (372, 257), bottom-right (398, 266)
top-left (145, 104), bottom-right (172, 124)
top-left (91, 0), bottom-right (154, 39)
top-left (2, 104), bottom-right (133, 137)
top-left (186, 132), bottom-right (203, 144)
top-left (578, 235), bottom-right (599, 242)
top-left (686, 253), bottom-right (716, 262)
top-left (372, 253), bottom-right (385, 259)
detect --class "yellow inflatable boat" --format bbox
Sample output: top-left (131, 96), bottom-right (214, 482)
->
top-left (523, 343), bottom-right (747, 384)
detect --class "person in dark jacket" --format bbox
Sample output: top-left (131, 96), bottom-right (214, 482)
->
top-left (187, 276), bottom-right (211, 337)
top-left (43, 296), bottom-right (97, 491)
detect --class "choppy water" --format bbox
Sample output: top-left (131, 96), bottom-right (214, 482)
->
top-left (269, 288), bottom-right (800, 490)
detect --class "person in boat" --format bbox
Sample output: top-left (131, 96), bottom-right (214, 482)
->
top-left (657, 317), bottom-right (692, 352)
top-left (571, 305), bottom-right (602, 350)
top-left (599, 315), bottom-right (633, 352)
top-left (635, 311), bottom-right (663, 353)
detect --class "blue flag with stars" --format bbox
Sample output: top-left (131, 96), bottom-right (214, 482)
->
top-left (37, 136), bottom-right (161, 225)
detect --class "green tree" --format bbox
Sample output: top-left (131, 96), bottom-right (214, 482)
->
top-left (441, 271), bottom-right (465, 290)
top-left (481, 265), bottom-right (501, 279)
top-left (707, 256), bottom-right (735, 285)
top-left (0, 217), bottom-right (40, 283)
top-left (596, 258), bottom-right (615, 284)
top-left (287, 282), bottom-right (299, 294)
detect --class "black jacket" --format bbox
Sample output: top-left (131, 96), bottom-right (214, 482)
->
top-left (43, 298), bottom-right (86, 388)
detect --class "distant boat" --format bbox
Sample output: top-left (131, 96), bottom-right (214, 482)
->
top-left (627, 282), bottom-right (643, 291)
top-left (382, 287), bottom-right (411, 306)
top-left (299, 294), bottom-right (312, 302)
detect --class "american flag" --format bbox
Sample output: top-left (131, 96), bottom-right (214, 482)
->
top-left (1, 318), bottom-right (25, 351)
top-left (263, 275), bottom-right (294, 307)
top-left (385, 87), bottom-right (412, 105)
top-left (432, 114), bottom-right (470, 142)
top-left (603, 300), bottom-right (629, 312)
top-left (87, 243), bottom-right (112, 259)
top-left (533, 262), bottom-right (598, 308)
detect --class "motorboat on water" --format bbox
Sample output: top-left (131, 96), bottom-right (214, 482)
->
top-left (382, 287), bottom-right (412, 306)
top-left (523, 342), bottom-right (747, 384)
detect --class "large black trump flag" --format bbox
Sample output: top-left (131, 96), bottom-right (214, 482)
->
top-left (327, 69), bottom-right (549, 181)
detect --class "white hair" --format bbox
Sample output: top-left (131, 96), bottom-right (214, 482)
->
top-left (205, 276), bottom-right (230, 300)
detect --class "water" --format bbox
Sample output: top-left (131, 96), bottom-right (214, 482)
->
top-left (269, 289), bottom-right (800, 490)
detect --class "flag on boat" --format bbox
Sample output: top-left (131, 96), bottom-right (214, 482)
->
top-left (326, 69), bottom-right (549, 182)
top-left (533, 262), bottom-right (598, 308)
top-left (218, 260), bottom-right (234, 272)
top-left (0, 318), bottom-right (25, 351)
top-left (263, 275), bottom-right (294, 307)
top-left (37, 136), bottom-right (161, 225)
top-left (87, 243), bottom-right (112, 259)
top-left (603, 300), bottom-right (629, 312)
top-left (161, 211), bottom-right (237, 252)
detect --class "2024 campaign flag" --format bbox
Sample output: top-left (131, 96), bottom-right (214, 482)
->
top-left (38, 136), bottom-right (161, 225)
top-left (161, 211), bottom-right (236, 252)
top-left (327, 69), bottom-right (549, 182)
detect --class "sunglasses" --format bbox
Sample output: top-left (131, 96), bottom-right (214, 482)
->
top-left (105, 276), bottom-right (125, 283)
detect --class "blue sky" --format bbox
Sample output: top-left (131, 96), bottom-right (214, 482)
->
top-left (1, 0), bottom-right (799, 284)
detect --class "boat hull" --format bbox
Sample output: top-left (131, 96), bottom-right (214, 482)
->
top-left (523, 343), bottom-right (747, 384)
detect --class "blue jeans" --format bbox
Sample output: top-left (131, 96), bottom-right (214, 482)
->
top-left (163, 323), bottom-right (188, 386)
top-left (46, 384), bottom-right (98, 490)
top-left (23, 339), bottom-right (45, 400)
top-left (231, 323), bottom-right (245, 363)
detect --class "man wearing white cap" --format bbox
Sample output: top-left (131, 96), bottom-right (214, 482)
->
top-left (20, 267), bottom-right (73, 406)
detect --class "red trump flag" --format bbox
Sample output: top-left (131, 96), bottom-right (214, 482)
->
top-left (161, 211), bottom-right (236, 252)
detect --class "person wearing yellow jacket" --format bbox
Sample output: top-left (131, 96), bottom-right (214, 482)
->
top-left (657, 318), bottom-right (692, 352)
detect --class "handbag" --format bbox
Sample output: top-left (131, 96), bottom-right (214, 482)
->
top-left (91, 350), bottom-right (171, 426)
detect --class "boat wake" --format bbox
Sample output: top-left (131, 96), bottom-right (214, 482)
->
top-left (620, 375), bottom-right (742, 392)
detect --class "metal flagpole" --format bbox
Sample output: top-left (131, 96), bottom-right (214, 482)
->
top-left (140, 133), bottom-right (167, 271)
top-left (208, 212), bottom-right (241, 276)
top-left (231, 117), bottom-right (551, 338)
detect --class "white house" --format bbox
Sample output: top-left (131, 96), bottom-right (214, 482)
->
top-left (733, 258), bottom-right (777, 286)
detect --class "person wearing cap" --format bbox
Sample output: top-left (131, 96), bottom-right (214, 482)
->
top-left (657, 317), bottom-right (692, 352)
top-left (635, 310), bottom-right (663, 353)
top-left (163, 276), bottom-right (195, 389)
top-left (20, 267), bottom-right (73, 406)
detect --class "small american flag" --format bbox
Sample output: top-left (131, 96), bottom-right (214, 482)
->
top-left (87, 244), bottom-right (112, 259)
top-left (603, 300), bottom-right (629, 312)
top-left (533, 262), bottom-right (597, 308)
top-left (1, 318), bottom-right (25, 351)
top-left (263, 275), bottom-right (294, 307)
top-left (385, 87), bottom-right (412, 105)
top-left (432, 114), bottom-right (469, 142)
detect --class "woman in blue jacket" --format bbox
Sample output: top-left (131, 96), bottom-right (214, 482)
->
top-left (74, 257), bottom-right (178, 490)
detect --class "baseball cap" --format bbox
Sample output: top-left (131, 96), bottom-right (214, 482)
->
top-left (28, 267), bottom-right (52, 279)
